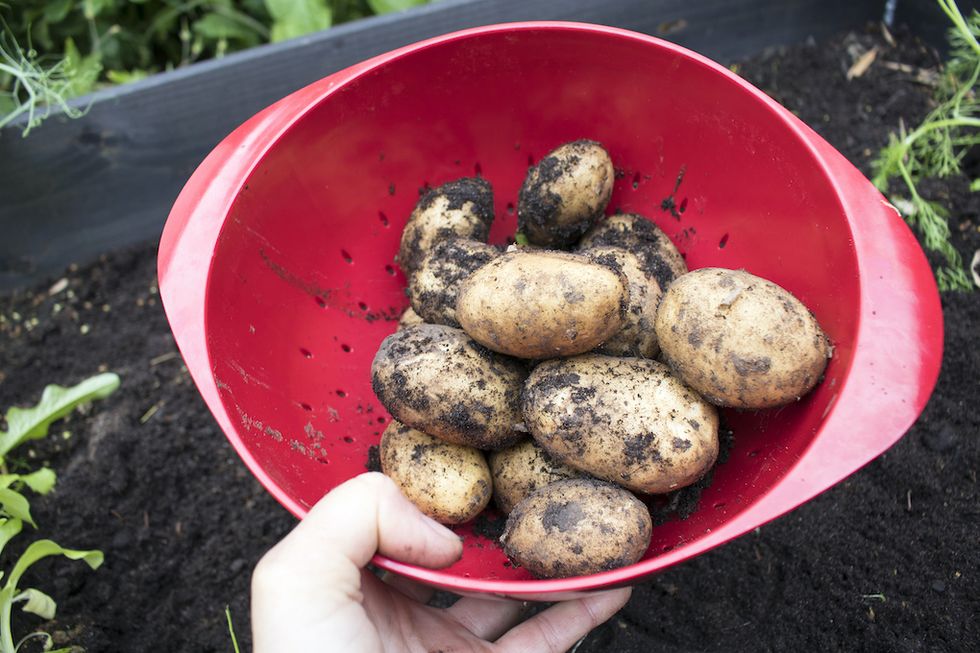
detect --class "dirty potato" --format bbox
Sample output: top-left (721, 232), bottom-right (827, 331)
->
top-left (488, 438), bottom-right (585, 514)
top-left (408, 238), bottom-right (500, 327)
top-left (501, 478), bottom-right (652, 578)
top-left (398, 177), bottom-right (494, 275)
top-left (518, 140), bottom-right (614, 248)
top-left (654, 268), bottom-right (831, 408)
top-left (578, 213), bottom-right (687, 290)
top-left (371, 324), bottom-right (526, 449)
top-left (456, 251), bottom-right (628, 359)
top-left (522, 354), bottom-right (719, 494)
top-left (583, 246), bottom-right (664, 358)
top-left (380, 420), bottom-right (492, 524)
top-left (397, 306), bottom-right (424, 330)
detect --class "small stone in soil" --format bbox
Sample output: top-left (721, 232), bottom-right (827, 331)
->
top-left (921, 424), bottom-right (958, 453)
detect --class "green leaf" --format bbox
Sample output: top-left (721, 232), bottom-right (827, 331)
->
top-left (0, 469), bottom-right (56, 495)
top-left (14, 588), bottom-right (56, 619)
top-left (43, 0), bottom-right (75, 23)
top-left (18, 469), bottom-right (56, 496)
top-left (0, 518), bottom-right (23, 553)
top-left (62, 37), bottom-right (103, 98)
top-left (0, 488), bottom-right (35, 527)
top-left (105, 69), bottom-right (149, 85)
top-left (192, 13), bottom-right (262, 45)
top-left (6, 540), bottom-right (103, 593)
top-left (265, 0), bottom-right (331, 42)
top-left (970, 178), bottom-right (980, 192)
top-left (367, 0), bottom-right (428, 15)
top-left (0, 373), bottom-right (120, 461)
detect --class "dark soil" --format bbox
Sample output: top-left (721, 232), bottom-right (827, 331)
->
top-left (1, 25), bottom-right (977, 652)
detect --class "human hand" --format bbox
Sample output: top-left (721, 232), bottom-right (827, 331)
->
top-left (251, 472), bottom-right (632, 652)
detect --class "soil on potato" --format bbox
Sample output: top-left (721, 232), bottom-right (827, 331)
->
top-left (1, 25), bottom-right (978, 652)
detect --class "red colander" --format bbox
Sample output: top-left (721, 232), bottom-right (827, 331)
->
top-left (158, 22), bottom-right (943, 600)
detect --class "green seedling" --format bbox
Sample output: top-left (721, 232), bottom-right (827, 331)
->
top-left (0, 372), bottom-right (120, 466)
top-left (0, 373), bottom-right (118, 651)
top-left (873, 0), bottom-right (980, 290)
top-left (1, 1), bottom-right (430, 134)
top-left (0, 518), bottom-right (103, 653)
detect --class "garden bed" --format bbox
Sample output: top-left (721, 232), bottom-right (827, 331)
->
top-left (1, 24), bottom-right (978, 652)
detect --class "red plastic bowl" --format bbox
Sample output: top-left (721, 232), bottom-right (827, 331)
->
top-left (158, 22), bottom-right (943, 599)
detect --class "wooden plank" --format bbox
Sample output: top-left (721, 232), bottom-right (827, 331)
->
top-left (0, 0), bottom-right (881, 290)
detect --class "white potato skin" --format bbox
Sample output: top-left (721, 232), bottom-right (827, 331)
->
top-left (456, 251), bottom-right (628, 359)
top-left (522, 354), bottom-right (719, 494)
top-left (488, 438), bottom-right (584, 514)
top-left (654, 268), bottom-right (830, 408)
top-left (380, 420), bottom-right (491, 524)
top-left (518, 140), bottom-right (614, 247)
top-left (500, 478), bottom-right (652, 578)
top-left (371, 324), bottom-right (526, 449)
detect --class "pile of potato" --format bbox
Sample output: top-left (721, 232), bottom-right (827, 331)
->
top-left (371, 140), bottom-right (832, 579)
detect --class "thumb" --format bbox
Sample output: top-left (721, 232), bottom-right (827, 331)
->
top-left (294, 471), bottom-right (463, 569)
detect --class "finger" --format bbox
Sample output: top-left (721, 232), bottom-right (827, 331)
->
top-left (494, 588), bottom-right (632, 653)
top-left (277, 472), bottom-right (463, 571)
top-left (379, 569), bottom-right (437, 604)
top-left (446, 597), bottom-right (528, 641)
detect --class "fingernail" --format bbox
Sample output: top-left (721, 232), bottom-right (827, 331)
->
top-left (421, 514), bottom-right (459, 541)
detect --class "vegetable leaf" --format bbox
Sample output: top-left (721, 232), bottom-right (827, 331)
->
top-left (14, 588), bottom-right (56, 620)
top-left (367, 0), bottom-right (428, 14)
top-left (0, 488), bottom-right (35, 527)
top-left (0, 373), bottom-right (120, 461)
top-left (0, 519), bottom-right (22, 553)
top-left (265, 0), bottom-right (332, 42)
top-left (62, 37), bottom-right (102, 98)
top-left (6, 540), bottom-right (103, 593)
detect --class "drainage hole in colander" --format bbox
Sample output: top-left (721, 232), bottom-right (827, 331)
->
top-left (343, 436), bottom-right (354, 443)
top-left (341, 249), bottom-right (353, 264)
top-left (526, 154), bottom-right (534, 166)
top-left (632, 172), bottom-right (641, 190)
top-left (300, 348), bottom-right (313, 359)
top-left (506, 202), bottom-right (515, 215)
top-left (747, 448), bottom-right (759, 457)
top-left (377, 416), bottom-right (386, 424)
top-left (378, 211), bottom-right (390, 227)
top-left (384, 265), bottom-right (396, 276)
top-left (341, 344), bottom-right (352, 353)
top-left (474, 162), bottom-right (483, 177)
top-left (315, 296), bottom-right (327, 308)
top-left (336, 389), bottom-right (348, 398)
top-left (358, 301), bottom-right (368, 311)
top-left (719, 233), bottom-right (730, 249)
top-left (300, 402), bottom-right (313, 412)
top-left (679, 197), bottom-right (688, 213)
top-left (713, 502), bottom-right (726, 510)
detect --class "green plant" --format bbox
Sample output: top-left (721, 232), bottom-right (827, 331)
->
top-left (1, 0), bottom-right (429, 134)
top-left (0, 373), bottom-right (119, 652)
top-left (872, 0), bottom-right (980, 290)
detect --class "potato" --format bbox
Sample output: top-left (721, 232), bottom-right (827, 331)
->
top-left (578, 213), bottom-right (687, 290)
top-left (501, 478), bottom-right (652, 578)
top-left (583, 246), bottom-right (663, 358)
top-left (371, 324), bottom-right (526, 449)
top-left (456, 251), bottom-right (628, 359)
top-left (488, 438), bottom-right (585, 514)
top-left (522, 354), bottom-right (719, 494)
top-left (397, 306), bottom-right (424, 330)
top-left (380, 420), bottom-right (491, 524)
top-left (518, 140), bottom-right (614, 248)
top-left (408, 238), bottom-right (500, 327)
top-left (654, 268), bottom-right (830, 408)
top-left (398, 177), bottom-right (494, 275)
